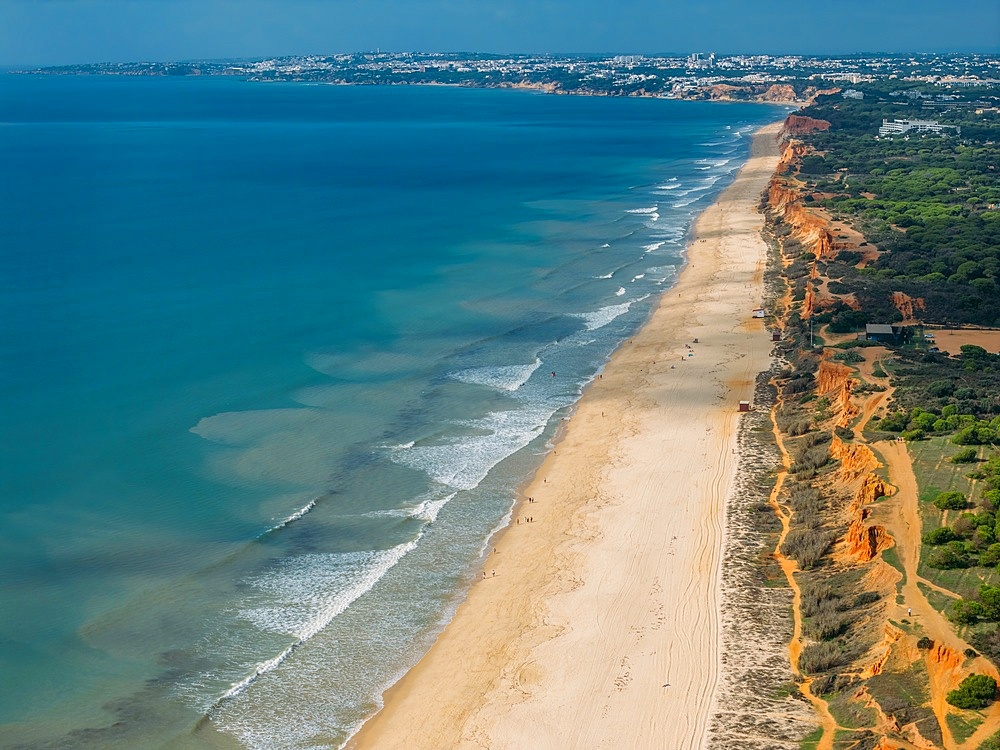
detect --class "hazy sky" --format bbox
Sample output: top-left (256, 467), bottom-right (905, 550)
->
top-left (2, 0), bottom-right (998, 67)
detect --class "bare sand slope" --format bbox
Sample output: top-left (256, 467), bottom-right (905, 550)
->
top-left (349, 121), bottom-right (785, 750)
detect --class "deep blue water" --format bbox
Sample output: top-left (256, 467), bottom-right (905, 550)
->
top-left (0, 74), bottom-right (781, 748)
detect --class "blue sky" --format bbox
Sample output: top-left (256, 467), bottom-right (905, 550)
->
top-left (2, 0), bottom-right (998, 67)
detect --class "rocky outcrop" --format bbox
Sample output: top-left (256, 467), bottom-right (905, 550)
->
top-left (816, 359), bottom-right (859, 427)
top-left (854, 473), bottom-right (890, 509)
top-left (706, 84), bottom-right (742, 100)
top-left (842, 472), bottom-right (891, 563)
top-left (830, 437), bottom-right (880, 481)
top-left (760, 84), bottom-right (798, 103)
top-left (783, 114), bottom-right (831, 136)
top-left (767, 174), bottom-right (836, 264)
top-left (845, 508), bottom-right (890, 562)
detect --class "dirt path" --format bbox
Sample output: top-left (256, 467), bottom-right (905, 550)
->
top-left (875, 440), bottom-right (1000, 749)
top-left (851, 348), bottom-right (894, 435)
top-left (769, 403), bottom-right (838, 749)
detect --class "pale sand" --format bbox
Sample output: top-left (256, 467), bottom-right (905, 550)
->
top-left (349, 121), bottom-right (785, 750)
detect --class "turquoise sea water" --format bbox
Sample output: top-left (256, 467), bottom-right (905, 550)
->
top-left (0, 75), bottom-right (781, 748)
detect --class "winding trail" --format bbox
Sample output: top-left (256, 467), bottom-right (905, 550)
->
top-left (768, 402), bottom-right (840, 749)
top-left (875, 439), bottom-right (1000, 749)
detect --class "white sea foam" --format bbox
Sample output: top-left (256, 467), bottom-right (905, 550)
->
top-left (615, 287), bottom-right (626, 296)
top-left (270, 498), bottom-right (318, 532)
top-left (696, 157), bottom-right (732, 169)
top-left (645, 265), bottom-right (678, 284)
top-left (656, 182), bottom-right (681, 190)
top-left (409, 492), bottom-right (456, 523)
top-left (600, 242), bottom-right (611, 248)
top-left (218, 540), bottom-right (418, 705)
top-left (643, 241), bottom-right (665, 253)
top-left (239, 543), bottom-right (418, 641)
top-left (595, 272), bottom-right (614, 279)
top-left (626, 206), bottom-right (658, 214)
top-left (389, 408), bottom-right (548, 491)
top-left (448, 358), bottom-right (541, 392)
top-left (572, 295), bottom-right (648, 331)
top-left (672, 194), bottom-right (705, 209)
top-left (218, 646), bottom-right (296, 703)
top-left (632, 274), bottom-right (645, 282)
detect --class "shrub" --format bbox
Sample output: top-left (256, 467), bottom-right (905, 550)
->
top-left (800, 583), bottom-right (838, 618)
top-left (924, 527), bottom-right (958, 545)
top-left (878, 411), bottom-right (908, 432)
top-left (934, 491), bottom-right (969, 510)
top-left (804, 610), bottom-right (852, 640)
top-left (834, 351), bottom-right (865, 363)
top-left (787, 485), bottom-right (825, 516)
top-left (971, 628), bottom-right (1000, 663)
top-left (917, 637), bottom-right (934, 650)
top-left (946, 674), bottom-right (997, 710)
top-left (799, 641), bottom-right (853, 674)
top-left (901, 429), bottom-right (926, 442)
top-left (790, 445), bottom-right (831, 476)
top-left (926, 541), bottom-right (972, 569)
top-left (952, 599), bottom-right (987, 625)
top-left (782, 529), bottom-right (835, 569)
top-left (952, 447), bottom-right (980, 464)
top-left (984, 533), bottom-right (1000, 557)
top-left (835, 426), bottom-right (855, 441)
top-left (852, 591), bottom-right (880, 608)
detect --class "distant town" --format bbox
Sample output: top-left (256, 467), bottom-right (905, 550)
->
top-left (18, 52), bottom-right (1000, 105)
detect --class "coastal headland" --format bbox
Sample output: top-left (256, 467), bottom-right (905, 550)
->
top-left (349, 121), bottom-right (793, 749)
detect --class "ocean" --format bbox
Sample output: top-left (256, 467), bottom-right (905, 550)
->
top-left (0, 74), bottom-right (781, 749)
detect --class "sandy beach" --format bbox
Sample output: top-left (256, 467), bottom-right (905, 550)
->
top-left (349, 120), bottom-right (786, 750)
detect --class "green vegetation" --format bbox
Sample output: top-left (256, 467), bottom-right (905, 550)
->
top-left (933, 491), bottom-right (968, 510)
top-left (767, 72), bottom-right (1000, 744)
top-left (947, 711), bottom-right (984, 743)
top-left (791, 90), bottom-right (1000, 326)
top-left (946, 673), bottom-right (997, 710)
top-left (980, 728), bottom-right (1000, 750)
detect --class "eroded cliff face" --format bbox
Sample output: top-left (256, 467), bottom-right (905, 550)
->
top-left (671, 84), bottom-right (835, 104)
top-left (891, 291), bottom-right (927, 322)
top-left (765, 123), bottom-right (1000, 750)
top-left (783, 114), bottom-right (831, 135)
top-left (843, 474), bottom-right (892, 563)
top-left (817, 359), bottom-right (860, 428)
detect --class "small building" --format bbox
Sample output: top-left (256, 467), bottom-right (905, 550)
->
top-left (771, 330), bottom-right (782, 342)
top-left (866, 323), bottom-right (902, 343)
top-left (752, 308), bottom-right (765, 318)
top-left (739, 400), bottom-right (751, 412)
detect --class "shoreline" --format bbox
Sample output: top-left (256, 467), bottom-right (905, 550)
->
top-left (348, 120), bottom-right (786, 749)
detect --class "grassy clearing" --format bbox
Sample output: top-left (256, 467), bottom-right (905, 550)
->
top-left (907, 436), bottom-right (1000, 599)
top-left (910, 436), bottom-right (983, 507)
top-left (918, 563), bottom-right (999, 602)
top-left (980, 728), bottom-right (1000, 749)
top-left (826, 689), bottom-right (877, 729)
top-left (920, 582), bottom-right (959, 613)
top-left (947, 711), bottom-right (985, 743)
top-left (867, 660), bottom-right (929, 710)
top-left (881, 546), bottom-right (904, 579)
top-left (798, 726), bottom-right (823, 750)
